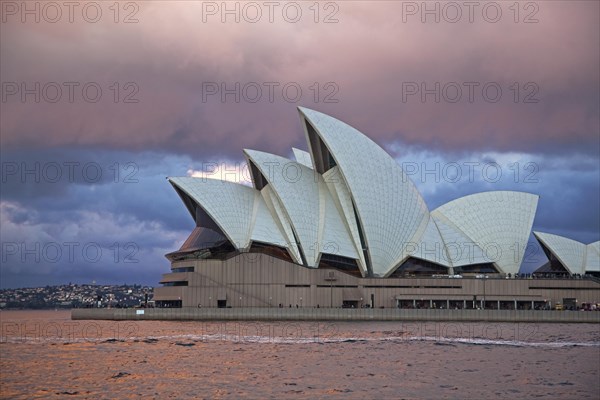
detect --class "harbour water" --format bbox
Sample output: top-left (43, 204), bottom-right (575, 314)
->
top-left (1, 310), bottom-right (599, 399)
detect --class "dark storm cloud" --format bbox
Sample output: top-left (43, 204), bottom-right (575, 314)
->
top-left (391, 142), bottom-right (600, 243)
top-left (0, 149), bottom-right (206, 288)
top-left (1, 148), bottom-right (195, 230)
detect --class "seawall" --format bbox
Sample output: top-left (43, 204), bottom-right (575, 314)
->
top-left (72, 308), bottom-right (600, 323)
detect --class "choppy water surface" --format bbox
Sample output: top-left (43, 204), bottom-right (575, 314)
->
top-left (1, 310), bottom-right (599, 399)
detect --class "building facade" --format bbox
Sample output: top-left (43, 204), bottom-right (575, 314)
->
top-left (156, 253), bottom-right (599, 310)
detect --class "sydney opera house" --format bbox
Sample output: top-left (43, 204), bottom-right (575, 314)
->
top-left (153, 108), bottom-right (599, 310)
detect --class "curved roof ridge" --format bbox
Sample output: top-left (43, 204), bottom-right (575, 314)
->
top-left (298, 107), bottom-right (430, 276)
top-left (168, 177), bottom-right (256, 249)
top-left (249, 190), bottom-right (288, 249)
top-left (260, 184), bottom-right (302, 264)
top-left (405, 215), bottom-right (452, 269)
top-left (586, 241), bottom-right (600, 272)
top-left (322, 166), bottom-right (368, 275)
top-left (433, 191), bottom-right (539, 274)
top-left (533, 231), bottom-right (587, 275)
top-left (244, 149), bottom-right (358, 267)
top-left (431, 214), bottom-right (488, 267)
top-left (292, 147), bottom-right (313, 169)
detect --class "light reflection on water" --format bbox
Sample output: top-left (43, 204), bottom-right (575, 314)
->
top-left (1, 310), bottom-right (599, 399)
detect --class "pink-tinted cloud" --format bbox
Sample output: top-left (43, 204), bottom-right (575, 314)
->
top-left (1, 1), bottom-right (598, 158)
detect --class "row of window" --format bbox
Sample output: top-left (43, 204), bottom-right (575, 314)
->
top-left (172, 266), bottom-right (195, 273)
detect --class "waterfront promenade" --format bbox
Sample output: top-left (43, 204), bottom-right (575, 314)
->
top-left (72, 307), bottom-right (600, 323)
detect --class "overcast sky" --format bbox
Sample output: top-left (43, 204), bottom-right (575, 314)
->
top-left (1, 1), bottom-right (599, 288)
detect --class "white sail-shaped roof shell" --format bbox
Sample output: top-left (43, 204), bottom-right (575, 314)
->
top-left (586, 242), bottom-right (600, 273)
top-left (409, 216), bottom-right (452, 268)
top-left (244, 149), bottom-right (359, 267)
top-left (169, 177), bottom-right (254, 249)
top-left (432, 191), bottom-right (539, 275)
top-left (318, 174), bottom-right (364, 270)
top-left (431, 216), bottom-right (488, 267)
top-left (169, 177), bottom-right (287, 252)
top-left (260, 184), bottom-right (302, 264)
top-left (299, 107), bottom-right (430, 277)
top-left (323, 167), bottom-right (368, 275)
top-left (250, 191), bottom-right (288, 248)
top-left (292, 147), bottom-right (313, 169)
top-left (534, 232), bottom-right (599, 275)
